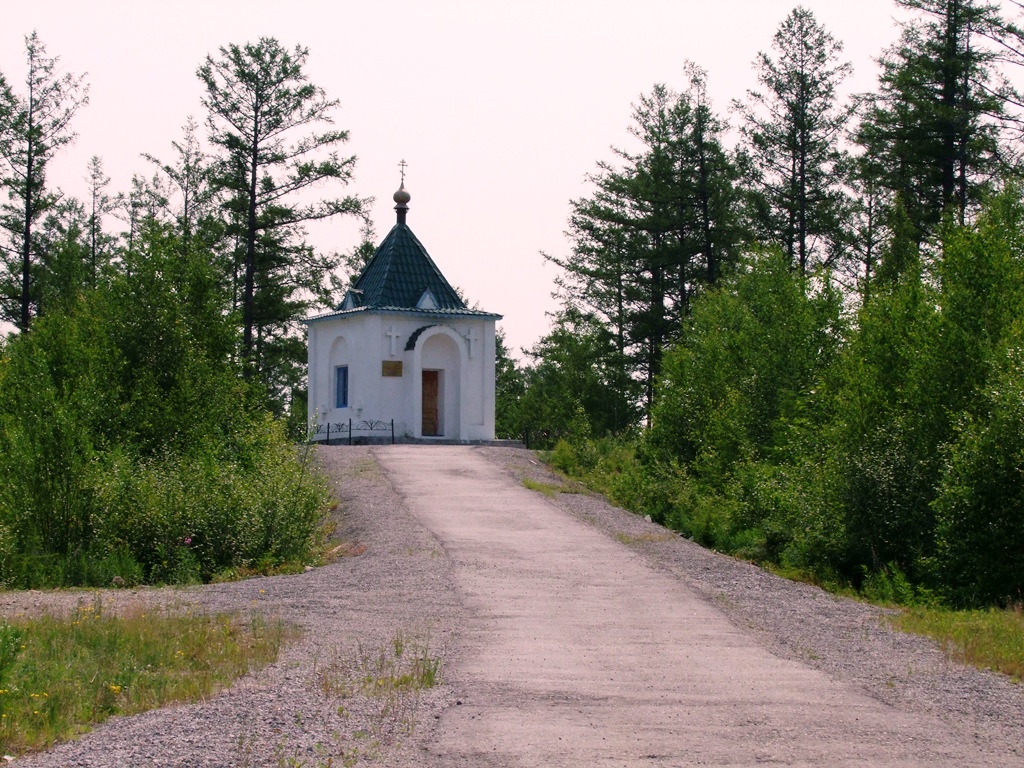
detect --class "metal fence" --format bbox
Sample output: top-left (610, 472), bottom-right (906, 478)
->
top-left (308, 419), bottom-right (395, 445)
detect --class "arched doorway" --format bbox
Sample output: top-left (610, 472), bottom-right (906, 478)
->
top-left (420, 331), bottom-right (461, 438)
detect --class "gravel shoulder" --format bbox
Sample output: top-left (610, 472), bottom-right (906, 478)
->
top-left (3, 447), bottom-right (464, 767)
top-left (475, 446), bottom-right (1024, 761)
top-left (1, 444), bottom-right (1022, 766)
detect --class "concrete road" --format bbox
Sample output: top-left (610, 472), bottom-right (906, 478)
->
top-left (377, 445), bottom-right (1003, 767)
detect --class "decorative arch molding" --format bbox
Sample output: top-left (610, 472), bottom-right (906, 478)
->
top-left (409, 324), bottom-right (468, 440)
top-left (329, 334), bottom-right (350, 365)
top-left (405, 324), bottom-right (437, 351)
top-left (409, 323), bottom-right (467, 361)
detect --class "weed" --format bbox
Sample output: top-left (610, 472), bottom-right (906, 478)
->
top-left (314, 629), bottom-right (441, 746)
top-left (0, 623), bottom-right (22, 683)
top-left (0, 598), bottom-right (296, 755)
top-left (889, 605), bottom-right (1024, 681)
top-left (392, 630), bottom-right (405, 658)
top-left (353, 458), bottom-right (382, 478)
top-left (613, 531), bottom-right (677, 545)
top-left (521, 478), bottom-right (578, 497)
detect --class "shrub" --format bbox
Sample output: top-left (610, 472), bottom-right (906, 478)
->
top-left (860, 562), bottom-right (926, 606)
top-left (91, 418), bottom-right (329, 584)
top-left (933, 355), bottom-right (1024, 607)
top-left (0, 284), bottom-right (331, 588)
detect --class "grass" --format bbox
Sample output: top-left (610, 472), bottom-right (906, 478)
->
top-left (521, 477), bottom-right (580, 497)
top-left (888, 604), bottom-right (1024, 682)
top-left (316, 630), bottom-right (441, 701)
top-left (0, 597), bottom-right (295, 756)
top-left (614, 531), bottom-right (678, 546)
top-left (314, 629), bottom-right (441, 747)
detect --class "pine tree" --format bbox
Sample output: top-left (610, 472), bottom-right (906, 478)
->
top-left (144, 117), bottom-right (220, 258)
top-left (855, 0), bottom-right (1012, 247)
top-left (34, 197), bottom-right (90, 316)
top-left (551, 74), bottom-right (740, 411)
top-left (735, 6), bottom-right (853, 274)
top-left (84, 156), bottom-right (115, 285)
top-left (0, 32), bottom-right (88, 331)
top-left (197, 37), bottom-right (365, 393)
top-left (681, 64), bottom-right (743, 287)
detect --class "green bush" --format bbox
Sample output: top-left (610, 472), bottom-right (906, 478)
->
top-left (608, 456), bottom-right (687, 527)
top-left (0, 419), bottom-right (329, 589)
top-left (731, 458), bottom-right (846, 574)
top-left (0, 230), bottom-right (332, 589)
top-left (547, 438), bottom-right (581, 476)
top-left (0, 523), bottom-right (14, 589)
top-left (90, 419), bottom-right (329, 584)
top-left (0, 312), bottom-right (110, 560)
top-left (859, 562), bottom-right (933, 606)
top-left (665, 485), bottom-right (742, 549)
top-left (933, 354), bottom-right (1024, 606)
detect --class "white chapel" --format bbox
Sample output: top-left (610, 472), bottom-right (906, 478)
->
top-left (304, 179), bottom-right (502, 442)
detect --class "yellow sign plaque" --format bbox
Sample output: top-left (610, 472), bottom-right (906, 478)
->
top-left (382, 360), bottom-right (403, 377)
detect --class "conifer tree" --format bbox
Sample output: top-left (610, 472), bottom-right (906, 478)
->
top-left (34, 197), bottom-right (90, 316)
top-left (197, 37), bottom-right (364, 393)
top-left (735, 6), bottom-right (853, 275)
top-left (0, 32), bottom-right (88, 332)
top-left (84, 156), bottom-right (115, 285)
top-left (551, 73), bottom-right (739, 411)
top-left (144, 117), bottom-right (219, 259)
top-left (855, 0), bottom-right (1012, 248)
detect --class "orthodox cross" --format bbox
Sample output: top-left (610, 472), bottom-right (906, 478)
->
top-left (386, 325), bottom-right (402, 356)
top-left (466, 327), bottom-right (480, 359)
top-left (398, 159), bottom-right (408, 184)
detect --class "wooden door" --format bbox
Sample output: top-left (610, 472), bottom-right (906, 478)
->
top-left (422, 370), bottom-right (439, 435)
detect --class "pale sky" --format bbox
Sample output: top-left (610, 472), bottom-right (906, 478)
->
top-left (2, 0), bottom-right (920, 356)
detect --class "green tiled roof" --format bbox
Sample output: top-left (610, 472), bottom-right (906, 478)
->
top-left (345, 223), bottom-right (465, 310)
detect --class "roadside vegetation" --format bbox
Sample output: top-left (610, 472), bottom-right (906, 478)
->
top-left (497, 1), bottom-right (1024, 621)
top-left (891, 606), bottom-right (1024, 682)
top-left (518, 198), bottom-right (1024, 611)
top-left (0, 35), bottom-right (351, 589)
top-left (538, 435), bottom-right (1024, 682)
top-left (307, 630), bottom-right (442, 764)
top-left (0, 599), bottom-right (294, 756)
top-left (0, 261), bottom-right (332, 588)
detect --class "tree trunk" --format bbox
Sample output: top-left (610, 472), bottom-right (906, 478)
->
top-left (940, 0), bottom-right (961, 213)
top-left (863, 190), bottom-right (876, 305)
top-left (696, 113), bottom-right (716, 285)
top-left (957, 16), bottom-right (971, 226)
top-left (20, 134), bottom-right (35, 333)
top-left (798, 126), bottom-right (809, 275)
top-left (243, 137), bottom-right (259, 377)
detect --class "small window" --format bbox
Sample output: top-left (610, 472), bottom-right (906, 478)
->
top-left (335, 365), bottom-right (349, 408)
